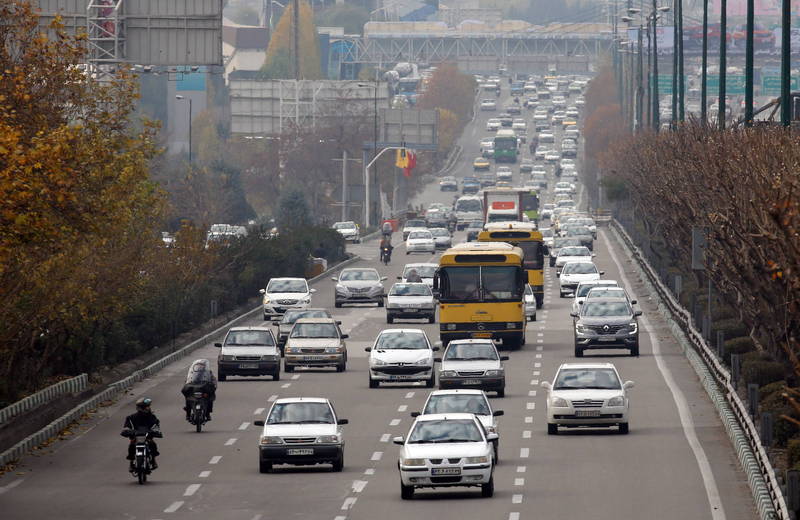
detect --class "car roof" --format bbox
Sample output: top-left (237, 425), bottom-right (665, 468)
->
top-left (577, 280), bottom-right (618, 286)
top-left (428, 389), bottom-right (487, 397)
top-left (379, 328), bottom-right (426, 335)
top-left (342, 267), bottom-right (379, 272)
top-left (294, 317), bottom-right (337, 324)
top-left (558, 362), bottom-right (617, 371)
top-left (269, 277), bottom-right (306, 282)
top-left (404, 262), bottom-right (438, 268)
top-left (414, 413), bottom-right (480, 422)
top-left (447, 338), bottom-right (496, 347)
top-left (274, 397), bottom-right (330, 405)
top-left (391, 282), bottom-right (431, 290)
top-left (581, 297), bottom-right (630, 305)
top-left (229, 326), bottom-right (272, 332)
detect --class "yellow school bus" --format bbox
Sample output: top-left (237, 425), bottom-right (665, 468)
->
top-left (435, 242), bottom-right (526, 349)
top-left (478, 223), bottom-right (546, 308)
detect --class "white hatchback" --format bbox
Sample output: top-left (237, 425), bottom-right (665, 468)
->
top-left (559, 261), bottom-right (603, 297)
top-left (260, 277), bottom-right (315, 320)
top-left (554, 246), bottom-right (593, 274)
top-left (406, 230), bottom-right (436, 254)
top-left (386, 283), bottom-right (436, 324)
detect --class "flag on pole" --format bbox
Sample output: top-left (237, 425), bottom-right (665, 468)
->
top-left (403, 150), bottom-right (417, 178)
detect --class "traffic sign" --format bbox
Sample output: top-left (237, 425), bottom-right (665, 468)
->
top-left (762, 75), bottom-right (799, 95)
top-left (706, 74), bottom-right (746, 95)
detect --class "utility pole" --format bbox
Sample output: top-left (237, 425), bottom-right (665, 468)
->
top-left (637, 22), bottom-right (644, 130)
top-left (671, 8), bottom-right (678, 129)
top-left (292, 0), bottom-right (300, 80)
top-left (646, 17), bottom-right (652, 128)
top-left (340, 150), bottom-right (348, 221)
top-left (701, 0), bottom-right (708, 124)
top-left (652, 0), bottom-right (660, 131)
top-left (744, 0), bottom-right (754, 126)
top-left (677, 0), bottom-right (684, 122)
top-left (719, 0), bottom-right (727, 130)
top-left (781, 0), bottom-right (791, 126)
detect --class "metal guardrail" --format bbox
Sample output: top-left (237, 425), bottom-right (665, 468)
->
top-left (611, 219), bottom-right (789, 520)
top-left (0, 374), bottom-right (88, 426)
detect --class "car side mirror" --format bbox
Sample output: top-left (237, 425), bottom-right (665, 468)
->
top-left (434, 357), bottom-right (442, 363)
top-left (410, 412), bottom-right (420, 417)
top-left (336, 320), bottom-right (342, 325)
top-left (486, 432), bottom-right (499, 442)
top-left (540, 381), bottom-right (552, 390)
top-left (397, 276), bottom-right (402, 280)
top-left (214, 342), bottom-right (222, 348)
top-left (623, 381), bottom-right (635, 390)
top-left (393, 436), bottom-right (405, 445)
top-left (578, 301), bottom-right (584, 305)
top-left (500, 356), bottom-right (509, 361)
top-left (331, 277), bottom-right (338, 282)
top-left (338, 419), bottom-right (349, 425)
top-left (493, 410), bottom-right (504, 417)
top-left (599, 271), bottom-right (605, 275)
top-left (254, 420), bottom-right (265, 426)
top-left (341, 334), bottom-right (349, 339)
top-left (630, 300), bottom-right (637, 305)
top-left (259, 288), bottom-right (266, 294)
top-left (592, 253), bottom-right (596, 257)
top-left (364, 347), bottom-right (372, 352)
top-left (381, 276), bottom-right (387, 281)
top-left (569, 312), bottom-right (578, 318)
top-left (310, 288), bottom-right (317, 293)
top-left (634, 310), bottom-right (643, 317)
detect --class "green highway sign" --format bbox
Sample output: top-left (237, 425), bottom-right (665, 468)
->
top-left (762, 75), bottom-right (799, 95)
top-left (706, 74), bottom-right (746, 95)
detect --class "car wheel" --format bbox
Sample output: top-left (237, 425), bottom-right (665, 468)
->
top-left (559, 292), bottom-right (565, 298)
top-left (263, 313), bottom-right (269, 321)
top-left (619, 423), bottom-right (629, 434)
top-left (428, 315), bottom-right (435, 324)
top-left (481, 475), bottom-right (494, 498)
top-left (259, 460), bottom-right (272, 473)
top-left (285, 363), bottom-right (294, 372)
top-left (400, 481), bottom-right (415, 500)
top-left (531, 312), bottom-right (536, 322)
top-left (574, 346), bottom-right (584, 357)
top-left (631, 345), bottom-right (640, 357)
top-left (493, 442), bottom-right (499, 462)
top-left (332, 452), bottom-right (344, 472)
top-left (387, 315), bottom-right (394, 324)
top-left (547, 423), bottom-right (558, 435)
top-left (273, 368), bottom-right (280, 381)
top-left (377, 299), bottom-right (384, 308)
top-left (334, 302), bottom-right (342, 308)
top-left (369, 377), bottom-right (379, 389)
top-left (426, 372), bottom-right (436, 388)
top-left (549, 258), bottom-right (555, 267)
top-left (337, 362), bottom-right (346, 373)
top-left (497, 388), bottom-right (505, 398)
top-left (218, 372), bottom-right (227, 382)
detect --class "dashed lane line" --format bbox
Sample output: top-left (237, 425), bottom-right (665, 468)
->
top-left (209, 456), bottom-right (222, 464)
top-left (389, 418), bottom-right (401, 426)
top-left (536, 346), bottom-right (543, 351)
top-left (238, 422), bottom-right (249, 430)
top-left (405, 392), bottom-right (415, 398)
top-left (184, 484), bottom-right (201, 497)
top-left (164, 501), bottom-right (184, 513)
top-left (281, 383), bottom-right (291, 388)
top-left (371, 451), bottom-right (383, 461)
top-left (525, 416), bottom-right (533, 423)
top-left (526, 402), bottom-right (536, 410)
top-left (364, 468), bottom-right (375, 476)
top-left (267, 395), bottom-right (278, 402)
top-left (254, 408), bottom-right (265, 415)
top-left (522, 430), bottom-right (532, 439)
top-left (341, 497), bottom-right (357, 510)
top-left (516, 466), bottom-right (526, 473)
top-left (509, 512), bottom-right (521, 520)
top-left (380, 433), bottom-right (391, 442)
top-left (528, 390), bottom-right (537, 397)
top-left (533, 371), bottom-right (540, 376)
top-left (512, 494), bottom-right (523, 504)
top-left (352, 480), bottom-right (368, 493)
top-left (534, 362), bottom-right (541, 368)
top-left (520, 448), bottom-right (530, 458)
top-left (199, 471), bottom-right (211, 478)
top-left (514, 478), bottom-right (525, 486)
top-left (291, 374), bottom-right (300, 380)
top-left (397, 405), bottom-right (408, 412)
top-left (225, 438), bottom-right (237, 446)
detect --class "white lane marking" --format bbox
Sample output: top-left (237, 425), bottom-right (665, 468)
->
top-left (225, 438), bottom-right (237, 446)
top-left (364, 468), bottom-right (376, 476)
top-left (405, 392), bottom-right (415, 398)
top-left (164, 501), bottom-right (184, 513)
top-left (520, 448), bottom-right (530, 458)
top-left (509, 513), bottom-right (521, 520)
top-left (525, 416), bottom-right (533, 423)
top-left (390, 418), bottom-right (401, 426)
top-left (352, 480), bottom-right (368, 493)
top-left (517, 465), bottom-right (527, 473)
top-left (536, 346), bottom-right (543, 351)
top-left (536, 339), bottom-right (544, 343)
top-left (184, 484), bottom-right (201, 497)
top-left (267, 395), bottom-right (278, 402)
top-left (238, 422), bottom-right (249, 430)
top-left (603, 230), bottom-right (726, 520)
top-left (398, 405), bottom-right (408, 412)
top-left (335, 517), bottom-right (347, 520)
top-left (251, 515), bottom-right (263, 520)
top-left (528, 390), bottom-right (537, 397)
top-left (209, 456), bottom-right (222, 464)
top-left (534, 362), bottom-right (541, 368)
top-left (531, 379), bottom-right (539, 385)
top-left (371, 451), bottom-right (383, 461)
top-left (380, 433), bottom-right (391, 443)
top-left (514, 478), bottom-right (525, 486)
top-left (199, 471), bottom-right (211, 478)
top-left (526, 402), bottom-right (536, 410)
top-left (533, 371), bottom-right (540, 376)
top-left (535, 354), bottom-right (542, 359)
top-left (254, 408), bottom-right (265, 415)
top-left (537, 333), bottom-right (544, 337)
top-left (522, 430), bottom-right (532, 439)
top-left (341, 497), bottom-right (357, 510)
top-left (539, 326), bottom-right (546, 330)
top-left (0, 479), bottom-right (23, 495)
top-left (281, 383), bottom-right (291, 388)
top-left (291, 374), bottom-right (300, 380)
top-left (512, 494), bottom-right (523, 504)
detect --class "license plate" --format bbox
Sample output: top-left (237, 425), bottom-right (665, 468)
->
top-left (575, 410), bottom-right (601, 417)
top-left (286, 448), bottom-right (314, 455)
top-left (304, 355), bottom-right (326, 361)
top-left (431, 467), bottom-right (461, 475)
top-left (462, 379), bottom-right (483, 385)
top-left (238, 363), bottom-right (259, 369)
top-left (599, 337), bottom-right (616, 342)
top-left (389, 375), bottom-right (415, 380)
top-left (472, 333), bottom-right (492, 338)
top-left (403, 308), bottom-right (418, 312)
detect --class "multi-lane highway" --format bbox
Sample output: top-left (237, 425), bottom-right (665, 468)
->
top-left (0, 89), bottom-right (757, 520)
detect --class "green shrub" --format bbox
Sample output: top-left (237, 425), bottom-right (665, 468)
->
top-left (760, 395), bottom-right (799, 446)
top-left (723, 336), bottom-right (756, 364)
top-left (761, 380), bottom-right (787, 398)
top-left (742, 356), bottom-right (785, 387)
top-left (713, 318), bottom-right (749, 340)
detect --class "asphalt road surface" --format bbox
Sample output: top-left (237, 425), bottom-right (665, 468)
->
top-left (0, 89), bottom-right (757, 520)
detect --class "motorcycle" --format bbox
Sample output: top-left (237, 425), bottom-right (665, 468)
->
top-left (187, 392), bottom-right (209, 432)
top-left (380, 246), bottom-right (392, 265)
top-left (122, 428), bottom-right (162, 484)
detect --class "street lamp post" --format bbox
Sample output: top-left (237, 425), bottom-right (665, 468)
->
top-left (781, 0), bottom-right (791, 126)
top-left (744, 0), bottom-right (754, 126)
top-left (701, 0), bottom-right (709, 124)
top-left (175, 95), bottom-right (192, 162)
top-left (678, 0), bottom-right (685, 122)
top-left (719, 0), bottom-right (727, 130)
top-left (358, 80), bottom-right (380, 228)
top-left (651, 4), bottom-right (671, 131)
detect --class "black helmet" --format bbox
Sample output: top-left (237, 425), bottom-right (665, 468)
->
top-left (135, 397), bottom-right (152, 412)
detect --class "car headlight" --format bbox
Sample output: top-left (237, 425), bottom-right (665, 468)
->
top-left (286, 347), bottom-right (302, 354)
top-left (301, 298), bottom-right (311, 304)
top-left (446, 323), bottom-right (457, 331)
top-left (260, 355), bottom-right (277, 361)
top-left (387, 303), bottom-right (402, 309)
top-left (401, 458), bottom-right (426, 466)
top-left (335, 284), bottom-right (348, 293)
top-left (575, 323), bottom-right (587, 333)
top-left (372, 358), bottom-right (387, 366)
top-left (551, 396), bottom-right (569, 407)
top-left (370, 285), bottom-right (383, 293)
top-left (325, 346), bottom-right (344, 353)
top-left (485, 425), bottom-right (498, 434)
top-left (413, 358), bottom-right (431, 365)
top-left (220, 355), bottom-right (235, 361)
top-left (607, 396), bottom-right (625, 407)
top-left (317, 435), bottom-right (341, 443)
top-left (440, 370), bottom-right (457, 377)
top-left (628, 322), bottom-right (638, 334)
top-left (506, 322), bottom-right (517, 329)
top-left (263, 297), bottom-right (270, 304)
top-left (485, 369), bottom-right (504, 377)
top-left (260, 436), bottom-right (283, 445)
top-left (465, 456), bottom-right (489, 464)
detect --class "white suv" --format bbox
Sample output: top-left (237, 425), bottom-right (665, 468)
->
top-left (261, 277), bottom-right (314, 320)
top-left (366, 329), bottom-right (438, 388)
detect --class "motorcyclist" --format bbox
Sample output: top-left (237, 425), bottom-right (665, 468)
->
top-left (124, 397), bottom-right (161, 470)
top-left (406, 269), bottom-right (423, 283)
top-left (379, 236), bottom-right (393, 262)
top-left (181, 359), bottom-right (217, 421)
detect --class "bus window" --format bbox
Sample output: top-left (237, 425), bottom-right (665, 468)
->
top-left (440, 267), bottom-right (481, 301)
top-left (518, 242), bottom-right (544, 270)
top-left (482, 266), bottom-right (521, 300)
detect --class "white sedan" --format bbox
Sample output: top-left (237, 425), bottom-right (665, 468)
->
top-left (554, 246), bottom-right (594, 274)
top-left (406, 230), bottom-right (436, 254)
top-left (541, 362), bottom-right (634, 434)
top-left (559, 261), bottom-right (604, 297)
top-left (486, 118), bottom-right (501, 131)
top-left (386, 283), bottom-right (436, 324)
top-left (366, 328), bottom-right (437, 387)
top-left (429, 227), bottom-right (452, 249)
top-left (395, 413), bottom-right (496, 499)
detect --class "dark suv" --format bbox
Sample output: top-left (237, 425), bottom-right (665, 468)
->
top-left (570, 298), bottom-right (642, 357)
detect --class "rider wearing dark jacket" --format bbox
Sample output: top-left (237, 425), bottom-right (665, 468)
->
top-left (124, 398), bottom-right (161, 469)
top-left (181, 359), bottom-right (217, 420)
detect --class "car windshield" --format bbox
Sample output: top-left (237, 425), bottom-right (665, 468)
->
top-left (430, 229), bottom-right (449, 237)
top-left (559, 247), bottom-right (590, 257)
top-left (467, 221), bottom-right (484, 229)
top-left (290, 323), bottom-right (339, 338)
top-left (225, 330), bottom-right (275, 346)
top-left (390, 284), bottom-right (432, 296)
top-left (576, 283), bottom-right (609, 298)
top-left (375, 331), bottom-right (428, 350)
top-left (540, 228), bottom-right (553, 237)
top-left (281, 309), bottom-right (329, 324)
top-left (587, 288), bottom-right (626, 299)
top-left (444, 343), bottom-right (498, 361)
top-left (562, 263), bottom-right (597, 275)
top-left (340, 270), bottom-right (379, 281)
top-left (424, 395), bottom-right (491, 416)
top-left (267, 279), bottom-right (308, 293)
top-left (409, 231), bottom-right (432, 240)
top-left (408, 419), bottom-right (483, 443)
top-left (554, 368), bottom-right (622, 390)
top-left (554, 238), bottom-right (582, 248)
top-left (581, 301), bottom-right (631, 317)
top-left (406, 220), bottom-right (426, 228)
top-left (333, 222), bottom-right (355, 230)
top-left (404, 265), bottom-right (436, 278)
top-left (267, 402), bottom-right (334, 424)
top-left (567, 227), bottom-right (591, 236)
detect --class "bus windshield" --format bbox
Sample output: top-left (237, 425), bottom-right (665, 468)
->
top-left (438, 266), bottom-right (522, 302)
top-left (494, 137), bottom-right (517, 151)
top-left (518, 241), bottom-right (544, 270)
